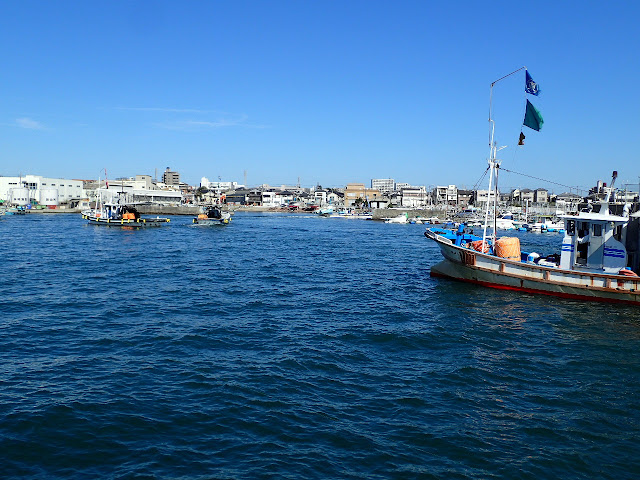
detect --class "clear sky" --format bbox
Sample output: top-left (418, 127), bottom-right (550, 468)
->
top-left (1, 0), bottom-right (638, 194)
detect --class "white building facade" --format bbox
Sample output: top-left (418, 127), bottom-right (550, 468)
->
top-left (371, 178), bottom-right (395, 193)
top-left (0, 175), bottom-right (83, 206)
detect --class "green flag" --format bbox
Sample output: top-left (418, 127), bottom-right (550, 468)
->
top-left (523, 99), bottom-right (543, 131)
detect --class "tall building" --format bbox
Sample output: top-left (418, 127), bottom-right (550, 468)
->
top-left (162, 167), bottom-right (180, 186)
top-left (371, 178), bottom-right (395, 193)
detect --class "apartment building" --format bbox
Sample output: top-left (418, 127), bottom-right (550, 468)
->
top-left (344, 183), bottom-right (381, 207)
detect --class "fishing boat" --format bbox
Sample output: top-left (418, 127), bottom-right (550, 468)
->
top-left (193, 206), bottom-right (231, 225)
top-left (425, 68), bottom-right (640, 304)
top-left (81, 194), bottom-right (170, 227)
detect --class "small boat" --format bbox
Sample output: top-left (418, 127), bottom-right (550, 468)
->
top-left (425, 68), bottom-right (640, 304)
top-left (318, 206), bottom-right (334, 216)
top-left (384, 213), bottom-right (409, 224)
top-left (193, 206), bottom-right (231, 225)
top-left (329, 209), bottom-right (372, 219)
top-left (494, 212), bottom-right (517, 230)
top-left (5, 206), bottom-right (27, 215)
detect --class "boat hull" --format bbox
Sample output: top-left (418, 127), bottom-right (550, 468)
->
top-left (427, 231), bottom-right (640, 305)
top-left (192, 217), bottom-right (230, 225)
top-left (82, 214), bottom-right (170, 227)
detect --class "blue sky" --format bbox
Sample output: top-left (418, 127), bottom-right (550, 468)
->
top-left (1, 0), bottom-right (638, 194)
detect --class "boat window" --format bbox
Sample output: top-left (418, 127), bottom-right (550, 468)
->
top-left (592, 224), bottom-right (602, 237)
top-left (614, 225), bottom-right (623, 241)
top-left (567, 220), bottom-right (575, 235)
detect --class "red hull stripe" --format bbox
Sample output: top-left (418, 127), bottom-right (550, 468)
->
top-left (430, 271), bottom-right (640, 305)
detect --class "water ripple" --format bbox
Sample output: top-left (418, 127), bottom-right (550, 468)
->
top-left (1, 213), bottom-right (640, 479)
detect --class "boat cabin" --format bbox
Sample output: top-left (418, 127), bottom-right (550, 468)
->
top-left (560, 211), bottom-right (628, 273)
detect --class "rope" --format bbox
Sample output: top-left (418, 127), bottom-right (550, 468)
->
top-left (500, 167), bottom-right (586, 194)
top-left (472, 166), bottom-right (490, 191)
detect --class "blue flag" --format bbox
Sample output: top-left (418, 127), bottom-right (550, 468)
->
top-left (525, 70), bottom-right (540, 96)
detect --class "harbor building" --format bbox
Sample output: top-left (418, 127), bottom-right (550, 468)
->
top-left (0, 175), bottom-right (83, 206)
top-left (434, 185), bottom-right (458, 206)
top-left (344, 183), bottom-right (381, 207)
top-left (162, 167), bottom-right (180, 186)
top-left (400, 186), bottom-right (428, 208)
top-left (457, 190), bottom-right (474, 208)
top-left (474, 189), bottom-right (499, 206)
top-left (534, 188), bottom-right (549, 203)
top-left (371, 178), bottom-right (395, 194)
top-left (83, 175), bottom-right (183, 205)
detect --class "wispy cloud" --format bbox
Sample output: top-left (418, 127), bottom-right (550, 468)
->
top-left (16, 117), bottom-right (45, 130)
top-left (155, 116), bottom-right (269, 131)
top-left (115, 106), bottom-right (269, 130)
top-left (115, 106), bottom-right (214, 114)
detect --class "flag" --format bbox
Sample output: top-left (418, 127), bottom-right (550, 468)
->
top-left (525, 70), bottom-right (540, 95)
top-left (523, 99), bottom-right (544, 131)
top-left (518, 132), bottom-right (525, 145)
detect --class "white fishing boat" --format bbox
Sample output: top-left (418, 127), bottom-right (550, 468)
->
top-left (193, 205), bottom-right (231, 225)
top-left (425, 68), bottom-right (640, 304)
top-left (81, 191), bottom-right (170, 228)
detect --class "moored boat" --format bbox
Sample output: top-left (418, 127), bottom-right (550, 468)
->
top-left (5, 206), bottom-right (27, 215)
top-left (425, 68), bottom-right (640, 304)
top-left (427, 202), bottom-right (640, 304)
top-left (384, 213), bottom-right (409, 224)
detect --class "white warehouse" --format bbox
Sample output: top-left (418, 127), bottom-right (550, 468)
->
top-left (0, 175), bottom-right (83, 206)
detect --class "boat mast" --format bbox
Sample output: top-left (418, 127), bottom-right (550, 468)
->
top-left (482, 66), bottom-right (527, 248)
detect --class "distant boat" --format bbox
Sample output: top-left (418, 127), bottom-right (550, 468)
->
top-left (384, 213), bottom-right (409, 224)
top-left (318, 206), bottom-right (334, 216)
top-left (329, 209), bottom-right (372, 220)
top-left (5, 206), bottom-right (27, 215)
top-left (81, 193), bottom-right (170, 228)
top-left (193, 206), bottom-right (231, 225)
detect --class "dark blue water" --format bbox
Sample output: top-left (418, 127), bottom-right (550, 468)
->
top-left (1, 212), bottom-right (639, 479)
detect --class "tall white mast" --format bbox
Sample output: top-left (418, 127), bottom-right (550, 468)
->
top-left (482, 66), bottom-right (527, 249)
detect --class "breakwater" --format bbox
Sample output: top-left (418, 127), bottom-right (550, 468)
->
top-left (22, 205), bottom-right (450, 220)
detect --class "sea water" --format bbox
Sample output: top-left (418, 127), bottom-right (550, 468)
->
top-left (1, 213), bottom-right (639, 479)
